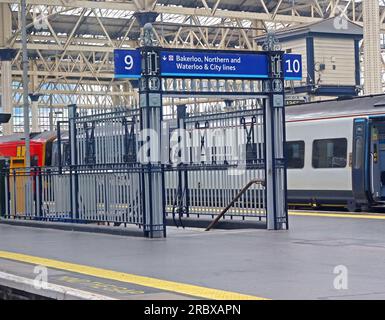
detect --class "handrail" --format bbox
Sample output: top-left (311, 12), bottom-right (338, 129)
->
top-left (205, 179), bottom-right (265, 231)
top-left (370, 152), bottom-right (375, 197)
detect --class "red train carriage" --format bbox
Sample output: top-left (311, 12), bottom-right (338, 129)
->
top-left (0, 132), bottom-right (57, 216)
top-left (0, 132), bottom-right (57, 169)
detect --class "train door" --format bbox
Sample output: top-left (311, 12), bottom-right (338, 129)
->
top-left (10, 146), bottom-right (26, 215)
top-left (369, 117), bottom-right (385, 203)
top-left (0, 159), bottom-right (8, 217)
top-left (352, 119), bottom-right (369, 207)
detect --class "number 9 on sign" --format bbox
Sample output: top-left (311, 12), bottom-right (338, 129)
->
top-left (124, 55), bottom-right (134, 70)
top-left (114, 49), bottom-right (141, 79)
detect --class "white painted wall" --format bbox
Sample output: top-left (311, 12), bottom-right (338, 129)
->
top-left (313, 37), bottom-right (356, 86)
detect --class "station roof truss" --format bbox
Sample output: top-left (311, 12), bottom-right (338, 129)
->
top-left (0, 0), bottom-right (384, 113)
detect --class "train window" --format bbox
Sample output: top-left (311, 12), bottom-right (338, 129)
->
top-left (45, 141), bottom-right (53, 166)
top-left (286, 141), bottom-right (305, 169)
top-left (312, 138), bottom-right (347, 168)
top-left (31, 155), bottom-right (39, 167)
top-left (11, 159), bottom-right (24, 165)
top-left (51, 142), bottom-right (61, 167)
top-left (63, 143), bottom-right (71, 166)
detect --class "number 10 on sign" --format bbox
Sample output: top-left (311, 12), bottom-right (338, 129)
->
top-left (283, 54), bottom-right (302, 81)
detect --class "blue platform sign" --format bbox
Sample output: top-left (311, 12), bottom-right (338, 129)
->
top-left (113, 49), bottom-right (302, 81)
top-left (160, 51), bottom-right (269, 79)
top-left (283, 54), bottom-right (302, 81)
top-left (114, 49), bottom-right (141, 79)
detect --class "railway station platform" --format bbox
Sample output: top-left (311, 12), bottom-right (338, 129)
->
top-left (1, 211), bottom-right (385, 300)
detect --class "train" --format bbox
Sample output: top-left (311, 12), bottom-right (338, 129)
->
top-left (0, 131), bottom-right (69, 169)
top-left (1, 94), bottom-right (385, 212)
top-left (286, 94), bottom-right (385, 211)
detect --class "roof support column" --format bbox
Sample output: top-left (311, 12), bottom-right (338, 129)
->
top-left (363, 0), bottom-right (382, 94)
top-left (0, 3), bottom-right (13, 135)
top-left (29, 94), bottom-right (40, 133)
top-left (30, 63), bottom-right (40, 133)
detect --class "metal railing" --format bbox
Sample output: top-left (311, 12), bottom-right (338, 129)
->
top-left (74, 109), bottom-right (140, 166)
top-left (2, 166), bottom-right (148, 230)
top-left (165, 166), bottom-right (266, 220)
top-left (164, 104), bottom-right (267, 222)
top-left (0, 96), bottom-right (285, 235)
top-left (205, 179), bottom-right (265, 231)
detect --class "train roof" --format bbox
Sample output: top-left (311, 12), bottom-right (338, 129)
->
top-left (286, 94), bottom-right (385, 121)
top-left (53, 131), bottom-right (68, 141)
top-left (31, 131), bottom-right (57, 142)
top-left (0, 133), bottom-right (25, 143)
top-left (0, 131), bottom-right (56, 144)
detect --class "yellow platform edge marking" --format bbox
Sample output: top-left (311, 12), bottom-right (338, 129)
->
top-left (289, 211), bottom-right (385, 220)
top-left (0, 250), bottom-right (268, 300)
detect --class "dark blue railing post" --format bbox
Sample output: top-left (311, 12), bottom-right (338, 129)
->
top-left (176, 104), bottom-right (189, 218)
top-left (139, 23), bottom-right (165, 238)
top-left (263, 34), bottom-right (288, 230)
top-left (0, 160), bottom-right (7, 218)
top-left (68, 104), bottom-right (79, 222)
top-left (57, 121), bottom-right (62, 174)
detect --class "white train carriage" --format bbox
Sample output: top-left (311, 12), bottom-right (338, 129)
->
top-left (49, 94), bottom-right (385, 213)
top-left (286, 94), bottom-right (385, 211)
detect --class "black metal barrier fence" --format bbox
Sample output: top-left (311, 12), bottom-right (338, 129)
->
top-left (0, 165), bottom-right (164, 237)
top-left (0, 100), bottom-right (273, 237)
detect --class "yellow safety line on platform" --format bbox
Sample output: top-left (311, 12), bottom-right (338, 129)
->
top-left (0, 250), bottom-right (268, 300)
top-left (167, 205), bottom-right (385, 220)
top-left (289, 211), bottom-right (385, 220)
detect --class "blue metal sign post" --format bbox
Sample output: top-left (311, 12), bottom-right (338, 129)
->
top-left (139, 25), bottom-right (165, 238)
top-left (125, 26), bottom-right (293, 236)
top-left (265, 49), bottom-right (289, 230)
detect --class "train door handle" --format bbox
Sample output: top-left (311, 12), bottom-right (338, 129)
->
top-left (370, 153), bottom-right (376, 196)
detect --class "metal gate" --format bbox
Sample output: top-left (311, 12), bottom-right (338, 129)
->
top-left (165, 102), bottom-right (267, 222)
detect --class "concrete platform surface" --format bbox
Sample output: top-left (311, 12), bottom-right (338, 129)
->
top-left (1, 212), bottom-right (385, 299)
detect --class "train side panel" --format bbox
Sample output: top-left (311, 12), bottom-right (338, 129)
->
top-left (286, 117), bottom-right (354, 207)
